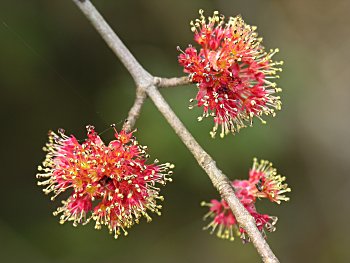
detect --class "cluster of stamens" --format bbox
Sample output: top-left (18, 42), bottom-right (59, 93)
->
top-left (201, 158), bottom-right (290, 242)
top-left (178, 10), bottom-right (283, 137)
top-left (37, 125), bottom-right (173, 238)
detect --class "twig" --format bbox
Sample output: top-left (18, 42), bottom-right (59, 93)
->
top-left (71, 1), bottom-right (280, 262)
top-left (122, 88), bottom-right (147, 132)
top-left (154, 76), bottom-right (191, 88)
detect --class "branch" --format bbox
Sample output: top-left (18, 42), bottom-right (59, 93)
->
top-left (122, 88), bottom-right (147, 132)
top-left (72, 1), bottom-right (280, 262)
top-left (154, 76), bottom-right (191, 88)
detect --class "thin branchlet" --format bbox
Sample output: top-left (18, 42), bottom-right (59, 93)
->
top-left (154, 76), bottom-right (191, 88)
top-left (122, 87), bottom-right (147, 132)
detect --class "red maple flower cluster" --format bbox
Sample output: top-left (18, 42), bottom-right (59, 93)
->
top-left (178, 10), bottom-right (283, 138)
top-left (37, 125), bottom-right (173, 238)
top-left (201, 158), bottom-right (290, 242)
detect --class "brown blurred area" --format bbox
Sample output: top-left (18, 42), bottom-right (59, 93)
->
top-left (0, 0), bottom-right (349, 262)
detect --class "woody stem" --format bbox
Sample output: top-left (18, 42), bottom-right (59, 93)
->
top-left (71, 1), bottom-right (280, 262)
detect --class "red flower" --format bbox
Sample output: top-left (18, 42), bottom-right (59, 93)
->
top-left (201, 158), bottom-right (289, 242)
top-left (37, 126), bottom-right (173, 238)
top-left (248, 158), bottom-right (291, 204)
top-left (178, 10), bottom-right (283, 138)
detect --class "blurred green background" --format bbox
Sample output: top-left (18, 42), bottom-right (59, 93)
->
top-left (1, 0), bottom-right (349, 262)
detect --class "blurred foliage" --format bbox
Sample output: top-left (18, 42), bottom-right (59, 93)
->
top-left (0, 0), bottom-right (349, 262)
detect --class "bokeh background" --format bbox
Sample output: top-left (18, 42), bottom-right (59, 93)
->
top-left (1, 0), bottom-right (349, 262)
